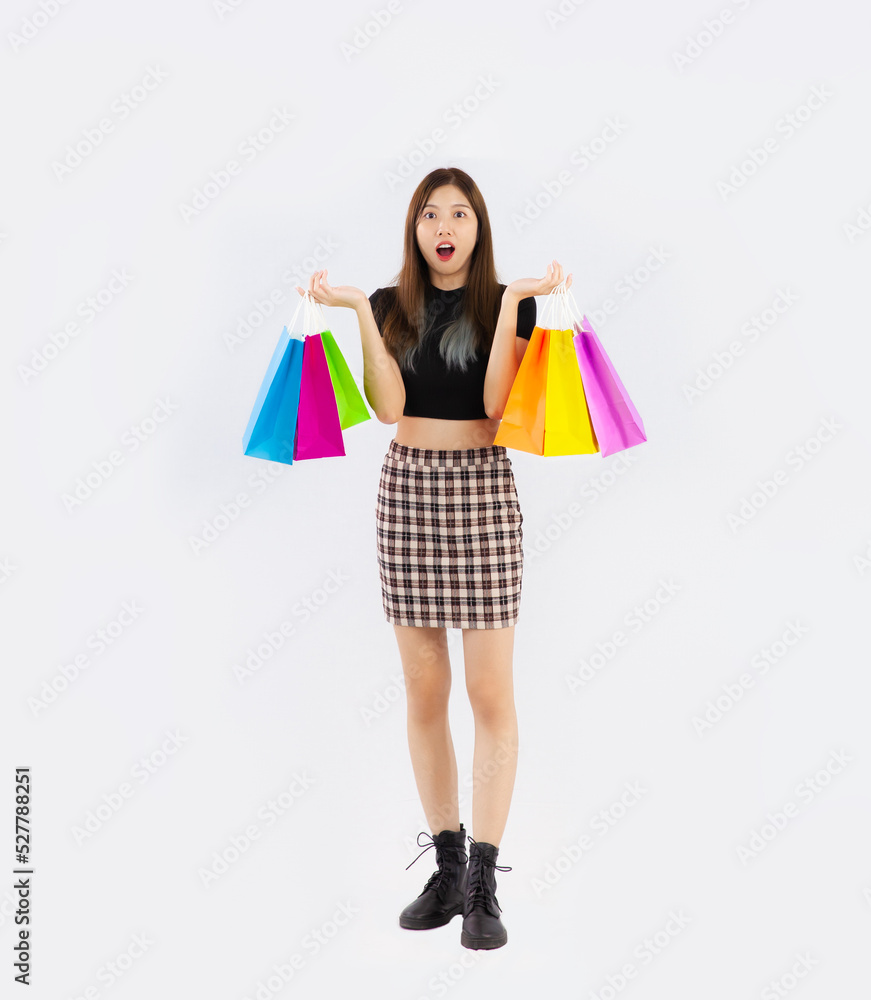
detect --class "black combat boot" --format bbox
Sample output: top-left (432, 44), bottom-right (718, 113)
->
top-left (399, 824), bottom-right (469, 930)
top-left (460, 837), bottom-right (512, 950)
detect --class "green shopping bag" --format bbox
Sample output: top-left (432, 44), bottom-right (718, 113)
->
top-left (320, 328), bottom-right (371, 430)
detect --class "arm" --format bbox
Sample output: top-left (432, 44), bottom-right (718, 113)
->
top-left (295, 269), bottom-right (406, 425)
top-left (483, 288), bottom-right (523, 420)
top-left (355, 293), bottom-right (406, 424)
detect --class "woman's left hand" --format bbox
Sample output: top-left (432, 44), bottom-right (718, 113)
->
top-left (507, 259), bottom-right (572, 298)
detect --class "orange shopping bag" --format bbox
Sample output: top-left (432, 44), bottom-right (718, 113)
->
top-left (493, 324), bottom-right (548, 454)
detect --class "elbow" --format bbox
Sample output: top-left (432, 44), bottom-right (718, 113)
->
top-left (378, 408), bottom-right (402, 425)
top-left (484, 397), bottom-right (504, 421)
top-left (365, 389), bottom-right (403, 424)
top-left (380, 390), bottom-right (406, 424)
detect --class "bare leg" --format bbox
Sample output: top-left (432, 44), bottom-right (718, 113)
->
top-left (393, 624), bottom-right (460, 834)
top-left (462, 625), bottom-right (519, 847)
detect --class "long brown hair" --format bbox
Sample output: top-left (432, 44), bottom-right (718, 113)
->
top-left (377, 167), bottom-right (503, 373)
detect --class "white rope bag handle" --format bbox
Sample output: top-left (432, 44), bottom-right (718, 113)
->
top-left (305, 291), bottom-right (329, 336)
top-left (540, 275), bottom-right (580, 330)
top-left (563, 281), bottom-right (586, 328)
top-left (287, 290), bottom-right (329, 340)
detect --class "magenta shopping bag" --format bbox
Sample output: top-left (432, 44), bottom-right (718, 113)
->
top-left (294, 333), bottom-right (345, 460)
top-left (573, 316), bottom-right (646, 457)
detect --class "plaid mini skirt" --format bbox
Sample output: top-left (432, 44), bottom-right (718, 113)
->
top-left (375, 440), bottom-right (524, 629)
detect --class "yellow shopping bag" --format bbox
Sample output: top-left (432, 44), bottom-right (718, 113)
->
top-left (543, 327), bottom-right (598, 456)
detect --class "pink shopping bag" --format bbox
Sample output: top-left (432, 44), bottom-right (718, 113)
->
top-left (573, 316), bottom-right (646, 457)
top-left (294, 333), bottom-right (346, 460)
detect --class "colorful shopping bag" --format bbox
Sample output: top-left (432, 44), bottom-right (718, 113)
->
top-left (294, 332), bottom-right (345, 459)
top-left (244, 291), bottom-right (367, 465)
top-left (494, 324), bottom-right (598, 455)
top-left (493, 325), bottom-right (548, 454)
top-left (543, 326), bottom-right (599, 456)
top-left (573, 315), bottom-right (646, 457)
top-left (320, 328), bottom-right (371, 431)
top-left (495, 279), bottom-right (645, 458)
top-left (242, 325), bottom-right (305, 465)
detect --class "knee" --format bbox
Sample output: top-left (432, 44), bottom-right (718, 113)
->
top-left (466, 684), bottom-right (515, 729)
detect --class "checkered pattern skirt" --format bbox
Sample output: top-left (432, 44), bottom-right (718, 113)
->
top-left (375, 440), bottom-right (524, 629)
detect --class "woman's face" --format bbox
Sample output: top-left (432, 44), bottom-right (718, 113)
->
top-left (415, 183), bottom-right (479, 287)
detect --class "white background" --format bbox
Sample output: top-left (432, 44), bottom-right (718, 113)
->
top-left (3, 0), bottom-right (871, 997)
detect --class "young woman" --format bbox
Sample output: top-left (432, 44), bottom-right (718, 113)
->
top-left (296, 167), bottom-right (571, 950)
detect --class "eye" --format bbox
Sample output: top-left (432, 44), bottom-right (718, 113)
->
top-left (420, 210), bottom-right (468, 220)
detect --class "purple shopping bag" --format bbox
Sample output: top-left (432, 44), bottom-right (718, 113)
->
top-left (573, 316), bottom-right (646, 457)
top-left (294, 333), bottom-right (346, 460)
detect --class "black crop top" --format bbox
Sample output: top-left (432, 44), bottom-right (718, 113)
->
top-left (368, 282), bottom-right (537, 420)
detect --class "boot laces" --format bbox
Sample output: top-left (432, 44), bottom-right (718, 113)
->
top-left (466, 836), bottom-right (512, 914)
top-left (406, 831), bottom-right (468, 903)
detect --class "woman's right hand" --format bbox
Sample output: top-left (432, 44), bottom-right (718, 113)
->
top-left (295, 270), bottom-right (365, 310)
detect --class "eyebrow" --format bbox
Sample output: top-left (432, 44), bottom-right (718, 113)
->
top-left (422, 203), bottom-right (472, 210)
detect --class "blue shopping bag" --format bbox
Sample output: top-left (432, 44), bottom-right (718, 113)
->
top-left (243, 325), bottom-right (305, 466)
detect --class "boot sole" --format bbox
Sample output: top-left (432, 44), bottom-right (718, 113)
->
top-left (461, 929), bottom-right (508, 949)
top-left (399, 904), bottom-right (463, 930)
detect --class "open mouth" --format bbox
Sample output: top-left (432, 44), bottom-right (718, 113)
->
top-left (436, 243), bottom-right (455, 261)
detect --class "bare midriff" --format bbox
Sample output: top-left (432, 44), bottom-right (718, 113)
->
top-left (393, 415), bottom-right (501, 451)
